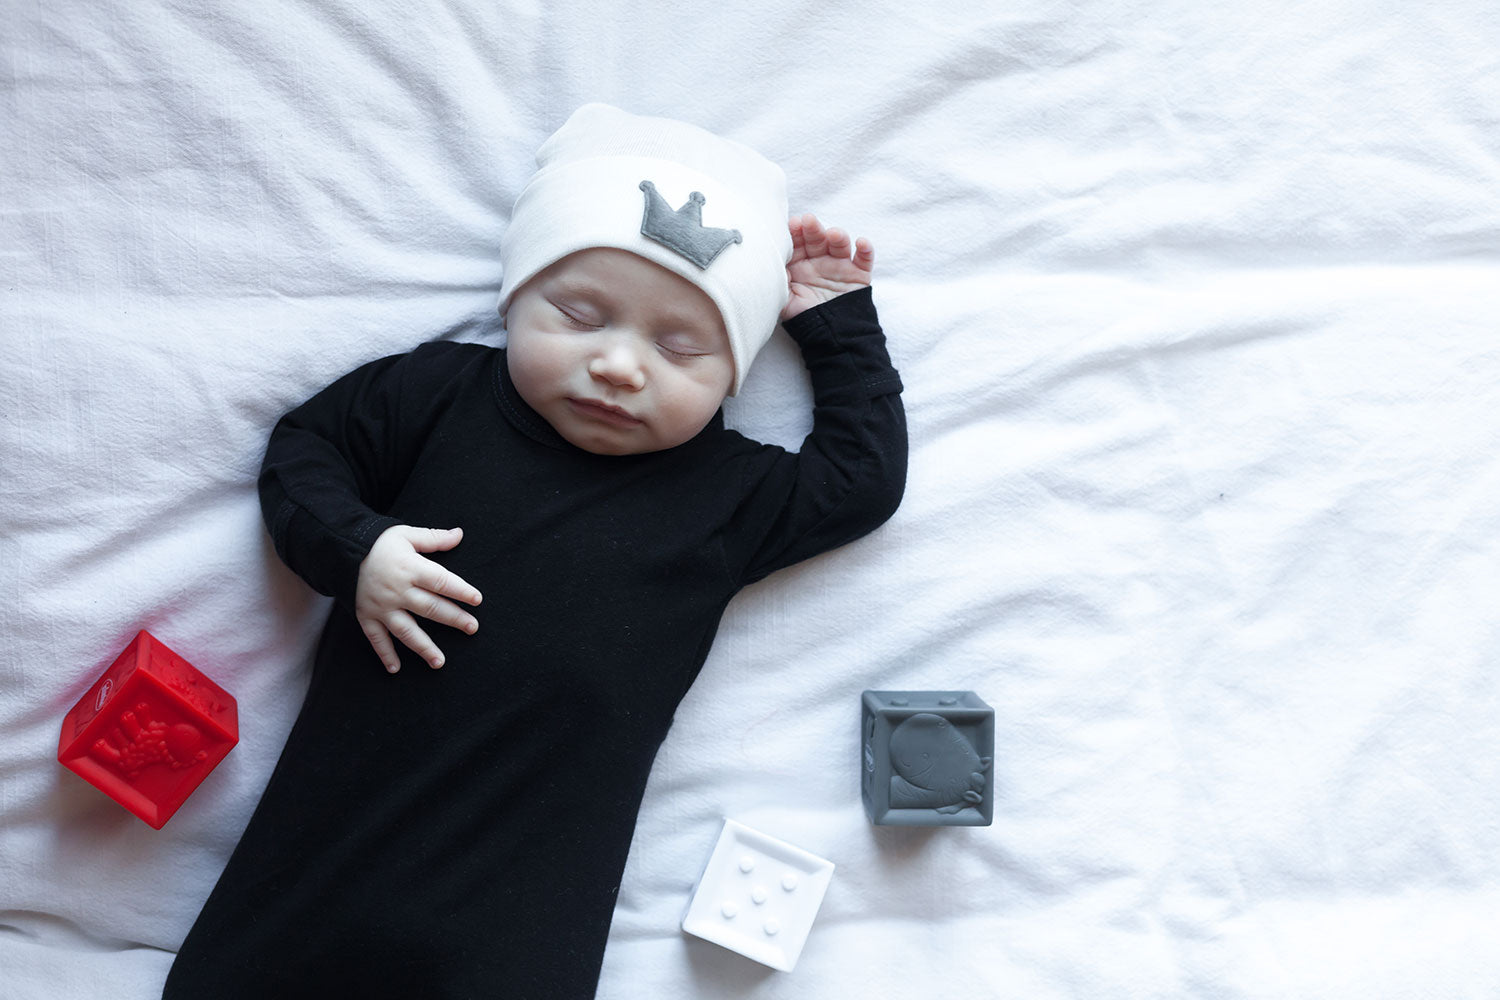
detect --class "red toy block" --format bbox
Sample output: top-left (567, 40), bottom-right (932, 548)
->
top-left (58, 630), bottom-right (238, 829)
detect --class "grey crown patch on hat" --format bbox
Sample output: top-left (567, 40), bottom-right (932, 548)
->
top-left (638, 180), bottom-right (742, 269)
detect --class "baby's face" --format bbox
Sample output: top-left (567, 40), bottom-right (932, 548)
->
top-left (505, 248), bottom-right (734, 455)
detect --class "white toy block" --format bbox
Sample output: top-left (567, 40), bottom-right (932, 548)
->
top-left (681, 819), bottom-right (835, 972)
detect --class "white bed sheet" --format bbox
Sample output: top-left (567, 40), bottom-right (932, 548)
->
top-left (4, 1), bottom-right (1500, 997)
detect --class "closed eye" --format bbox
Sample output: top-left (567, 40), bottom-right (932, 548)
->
top-left (658, 333), bottom-right (718, 360)
top-left (553, 302), bottom-right (600, 330)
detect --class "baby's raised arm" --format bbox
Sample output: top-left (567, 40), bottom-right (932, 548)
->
top-left (723, 213), bottom-right (905, 585)
top-left (781, 213), bottom-right (876, 322)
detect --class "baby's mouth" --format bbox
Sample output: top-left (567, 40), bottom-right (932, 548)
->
top-left (569, 398), bottom-right (642, 427)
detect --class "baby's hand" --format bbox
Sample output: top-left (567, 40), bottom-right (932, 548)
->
top-left (355, 525), bottom-right (482, 674)
top-left (781, 213), bottom-right (875, 322)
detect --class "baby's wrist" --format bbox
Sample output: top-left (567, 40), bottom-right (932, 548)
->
top-left (782, 285), bottom-right (877, 341)
top-left (782, 283), bottom-right (873, 323)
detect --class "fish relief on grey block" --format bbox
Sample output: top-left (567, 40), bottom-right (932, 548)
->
top-left (888, 714), bottom-right (991, 813)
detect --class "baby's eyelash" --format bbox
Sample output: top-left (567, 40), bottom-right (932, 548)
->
top-left (554, 304), bottom-right (597, 329)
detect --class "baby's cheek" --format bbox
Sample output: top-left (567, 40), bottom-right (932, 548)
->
top-left (506, 345), bottom-right (563, 404)
top-left (670, 384), bottom-right (730, 440)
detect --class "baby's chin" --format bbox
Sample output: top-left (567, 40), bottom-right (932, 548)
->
top-left (574, 437), bottom-right (644, 456)
top-left (557, 419), bottom-right (715, 456)
top-left (550, 421), bottom-right (658, 456)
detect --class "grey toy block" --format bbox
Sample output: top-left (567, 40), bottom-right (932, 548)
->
top-left (861, 690), bottom-right (994, 826)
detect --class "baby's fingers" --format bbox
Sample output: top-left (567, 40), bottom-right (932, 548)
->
top-left (408, 587), bottom-right (481, 637)
top-left (384, 610), bottom-right (447, 670)
top-left (359, 618), bottom-right (404, 674)
top-left (402, 525), bottom-right (467, 554)
top-left (822, 226), bottom-right (853, 258)
top-left (788, 214), bottom-right (808, 259)
top-left (797, 214), bottom-right (829, 259)
top-left (416, 560), bottom-right (483, 609)
top-left (790, 213), bottom-right (833, 261)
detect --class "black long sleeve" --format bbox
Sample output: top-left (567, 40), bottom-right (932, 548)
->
top-left (256, 342), bottom-right (490, 606)
top-left (728, 286), bottom-right (906, 583)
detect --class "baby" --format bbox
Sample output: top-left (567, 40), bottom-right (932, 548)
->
top-left (164, 104), bottom-right (906, 999)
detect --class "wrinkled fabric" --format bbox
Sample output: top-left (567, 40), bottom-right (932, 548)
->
top-left (4, 1), bottom-right (1500, 997)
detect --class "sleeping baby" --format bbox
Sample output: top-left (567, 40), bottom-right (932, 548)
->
top-left (164, 103), bottom-right (905, 999)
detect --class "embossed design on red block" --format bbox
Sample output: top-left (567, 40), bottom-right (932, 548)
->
top-left (58, 631), bottom-right (238, 829)
top-left (90, 702), bottom-right (208, 777)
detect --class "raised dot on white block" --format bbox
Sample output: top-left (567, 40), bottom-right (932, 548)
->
top-left (721, 901), bottom-right (739, 919)
top-left (781, 873), bottom-right (799, 892)
top-left (738, 855), bottom-right (756, 873)
top-left (764, 919), bottom-right (781, 936)
top-left (751, 887), bottom-right (768, 904)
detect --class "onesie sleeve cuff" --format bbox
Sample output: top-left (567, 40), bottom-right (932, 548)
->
top-left (780, 287), bottom-right (903, 399)
top-left (271, 504), bottom-right (402, 609)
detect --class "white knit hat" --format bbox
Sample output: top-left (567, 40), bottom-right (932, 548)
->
top-left (499, 104), bottom-right (792, 395)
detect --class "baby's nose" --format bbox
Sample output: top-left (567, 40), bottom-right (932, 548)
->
top-left (588, 342), bottom-right (646, 390)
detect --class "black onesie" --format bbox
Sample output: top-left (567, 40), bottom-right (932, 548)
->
top-left (163, 288), bottom-right (905, 999)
